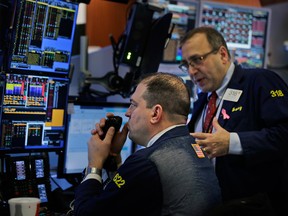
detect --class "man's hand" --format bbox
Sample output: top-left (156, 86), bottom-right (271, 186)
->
top-left (91, 113), bottom-right (129, 156)
top-left (88, 126), bottom-right (115, 168)
top-left (191, 117), bottom-right (230, 158)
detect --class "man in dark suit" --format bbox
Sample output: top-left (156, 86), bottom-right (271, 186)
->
top-left (74, 72), bottom-right (222, 216)
top-left (179, 26), bottom-right (288, 216)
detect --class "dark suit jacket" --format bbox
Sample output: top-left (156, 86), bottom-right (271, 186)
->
top-left (74, 126), bottom-right (221, 216)
top-left (188, 65), bottom-right (288, 204)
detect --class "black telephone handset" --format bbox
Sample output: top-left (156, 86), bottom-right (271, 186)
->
top-left (101, 116), bottom-right (123, 138)
top-left (102, 116), bottom-right (123, 171)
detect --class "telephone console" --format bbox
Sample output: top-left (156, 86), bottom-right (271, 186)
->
top-left (2, 154), bottom-right (51, 205)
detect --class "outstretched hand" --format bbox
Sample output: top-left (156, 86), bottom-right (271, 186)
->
top-left (191, 117), bottom-right (230, 158)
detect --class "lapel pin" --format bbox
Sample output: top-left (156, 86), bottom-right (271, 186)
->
top-left (221, 108), bottom-right (230, 120)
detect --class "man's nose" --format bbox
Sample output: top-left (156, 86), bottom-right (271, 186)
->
top-left (188, 65), bottom-right (198, 76)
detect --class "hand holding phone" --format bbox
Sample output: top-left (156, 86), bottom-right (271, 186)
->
top-left (101, 116), bottom-right (122, 138)
top-left (101, 116), bottom-right (123, 171)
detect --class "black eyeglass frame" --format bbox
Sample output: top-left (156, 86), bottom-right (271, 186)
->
top-left (178, 48), bottom-right (219, 73)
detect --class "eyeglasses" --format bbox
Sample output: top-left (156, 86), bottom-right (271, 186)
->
top-left (178, 48), bottom-right (219, 73)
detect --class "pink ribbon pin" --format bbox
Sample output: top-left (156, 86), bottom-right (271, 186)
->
top-left (221, 108), bottom-right (230, 120)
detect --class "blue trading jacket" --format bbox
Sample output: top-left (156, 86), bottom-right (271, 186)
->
top-left (188, 65), bottom-right (288, 201)
top-left (74, 126), bottom-right (222, 216)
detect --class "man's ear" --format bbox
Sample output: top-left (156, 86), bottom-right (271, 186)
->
top-left (219, 46), bottom-right (229, 62)
top-left (151, 104), bottom-right (162, 123)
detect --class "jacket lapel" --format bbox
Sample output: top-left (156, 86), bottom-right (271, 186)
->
top-left (188, 65), bottom-right (246, 130)
top-left (218, 65), bottom-right (245, 127)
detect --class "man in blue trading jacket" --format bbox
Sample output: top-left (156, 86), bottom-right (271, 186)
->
top-left (179, 26), bottom-right (288, 215)
top-left (74, 73), bottom-right (222, 216)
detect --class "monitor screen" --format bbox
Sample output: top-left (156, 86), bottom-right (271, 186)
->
top-left (57, 98), bottom-right (134, 178)
top-left (154, 0), bottom-right (199, 63)
top-left (0, 73), bottom-right (70, 153)
top-left (198, 1), bottom-right (271, 68)
top-left (7, 0), bottom-right (79, 76)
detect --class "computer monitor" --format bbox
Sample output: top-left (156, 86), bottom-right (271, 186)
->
top-left (198, 1), bottom-right (271, 68)
top-left (57, 98), bottom-right (134, 178)
top-left (115, 2), bottom-right (172, 97)
top-left (154, 0), bottom-right (199, 63)
top-left (0, 73), bottom-right (70, 153)
top-left (6, 0), bottom-right (79, 76)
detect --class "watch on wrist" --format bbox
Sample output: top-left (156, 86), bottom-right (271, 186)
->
top-left (84, 167), bottom-right (102, 176)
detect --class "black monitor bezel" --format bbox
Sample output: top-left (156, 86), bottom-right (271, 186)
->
top-left (0, 73), bottom-right (70, 154)
top-left (5, 0), bottom-right (79, 77)
top-left (57, 96), bottom-right (132, 181)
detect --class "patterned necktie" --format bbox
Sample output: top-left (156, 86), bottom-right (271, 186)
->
top-left (203, 91), bottom-right (217, 133)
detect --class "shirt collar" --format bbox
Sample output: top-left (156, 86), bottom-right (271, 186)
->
top-left (208, 62), bottom-right (235, 100)
top-left (146, 124), bottom-right (185, 148)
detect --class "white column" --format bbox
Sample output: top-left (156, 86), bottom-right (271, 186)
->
top-left (77, 3), bottom-right (87, 25)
